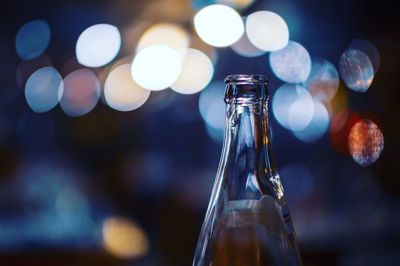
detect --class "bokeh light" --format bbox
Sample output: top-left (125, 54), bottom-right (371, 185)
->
top-left (103, 217), bottom-right (149, 259)
top-left (137, 23), bottom-right (189, 52)
top-left (272, 83), bottom-right (314, 131)
top-left (25, 66), bottom-right (63, 113)
top-left (293, 100), bottom-right (330, 143)
top-left (231, 30), bottom-right (265, 57)
top-left (348, 119), bottom-right (384, 166)
top-left (339, 49), bottom-right (374, 92)
top-left (59, 69), bottom-right (100, 117)
top-left (170, 49), bottom-right (214, 94)
top-left (269, 41), bottom-right (311, 83)
top-left (199, 81), bottom-right (225, 132)
top-left (104, 63), bottom-right (151, 111)
top-left (303, 58), bottom-right (339, 102)
top-left (246, 11), bottom-right (289, 51)
top-left (131, 45), bottom-right (182, 91)
top-left (194, 4), bottom-right (244, 47)
top-left (349, 39), bottom-right (380, 73)
top-left (76, 24), bottom-right (121, 67)
top-left (15, 20), bottom-right (51, 60)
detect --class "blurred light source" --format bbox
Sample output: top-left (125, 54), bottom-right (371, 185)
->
top-left (76, 24), bottom-right (121, 67)
top-left (103, 217), bottom-right (149, 259)
top-left (194, 4), bottom-right (244, 47)
top-left (15, 20), bottom-right (51, 60)
top-left (288, 95), bottom-right (315, 132)
top-left (104, 64), bottom-right (151, 111)
top-left (137, 23), bottom-right (189, 52)
top-left (59, 69), bottom-right (100, 117)
top-left (272, 83), bottom-right (314, 131)
top-left (293, 100), bottom-right (330, 143)
top-left (0, 63), bottom-right (20, 106)
top-left (339, 49), bottom-right (374, 92)
top-left (246, 11), bottom-right (289, 51)
top-left (131, 45), bottom-right (182, 91)
top-left (25, 66), bottom-right (63, 113)
top-left (171, 49), bottom-right (214, 94)
top-left (348, 119), bottom-right (384, 166)
top-left (198, 81), bottom-right (226, 131)
top-left (231, 30), bottom-right (265, 57)
top-left (269, 41), bottom-right (311, 83)
top-left (303, 58), bottom-right (339, 102)
top-left (349, 39), bottom-right (380, 73)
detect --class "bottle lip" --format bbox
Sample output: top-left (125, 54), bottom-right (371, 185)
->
top-left (224, 74), bottom-right (268, 84)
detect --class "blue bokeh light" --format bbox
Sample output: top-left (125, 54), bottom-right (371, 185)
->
top-left (15, 20), bottom-right (51, 60)
top-left (25, 66), bottom-right (63, 113)
top-left (269, 41), bottom-right (311, 83)
top-left (339, 49), bottom-right (374, 93)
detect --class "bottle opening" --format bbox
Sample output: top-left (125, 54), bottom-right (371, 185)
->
top-left (224, 74), bottom-right (268, 84)
top-left (224, 74), bottom-right (268, 103)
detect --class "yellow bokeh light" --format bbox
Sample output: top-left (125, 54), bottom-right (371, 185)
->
top-left (105, 63), bottom-right (150, 111)
top-left (171, 49), bottom-right (214, 94)
top-left (131, 44), bottom-right (182, 91)
top-left (137, 23), bottom-right (189, 52)
top-left (103, 217), bottom-right (149, 259)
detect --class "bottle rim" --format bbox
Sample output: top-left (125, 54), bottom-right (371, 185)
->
top-left (224, 74), bottom-right (268, 84)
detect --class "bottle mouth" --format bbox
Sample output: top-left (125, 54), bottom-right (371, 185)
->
top-left (224, 74), bottom-right (268, 103)
top-left (224, 74), bottom-right (268, 84)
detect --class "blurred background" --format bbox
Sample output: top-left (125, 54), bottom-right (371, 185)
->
top-left (0, 0), bottom-right (399, 265)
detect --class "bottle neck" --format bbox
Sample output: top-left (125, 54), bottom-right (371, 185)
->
top-left (224, 100), bottom-right (275, 176)
top-left (221, 76), bottom-right (282, 201)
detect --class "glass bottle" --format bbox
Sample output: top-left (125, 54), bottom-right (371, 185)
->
top-left (193, 75), bottom-right (302, 266)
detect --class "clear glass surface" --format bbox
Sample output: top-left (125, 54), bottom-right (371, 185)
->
top-left (193, 75), bottom-right (302, 266)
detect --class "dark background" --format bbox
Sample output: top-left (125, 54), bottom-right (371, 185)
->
top-left (0, 0), bottom-right (399, 265)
